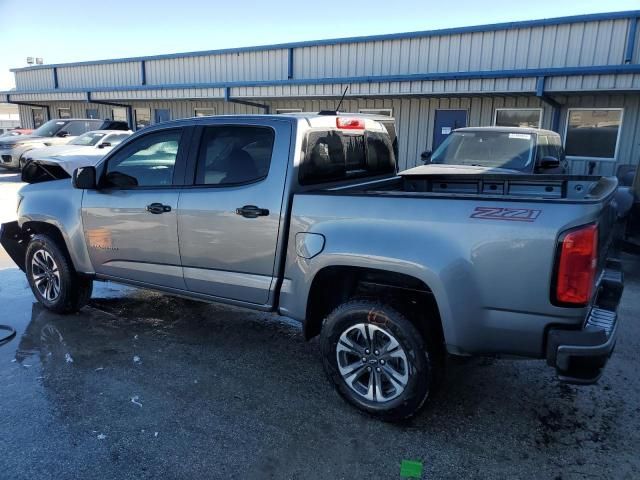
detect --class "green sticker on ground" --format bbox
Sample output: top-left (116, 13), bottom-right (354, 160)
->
top-left (400, 459), bottom-right (423, 478)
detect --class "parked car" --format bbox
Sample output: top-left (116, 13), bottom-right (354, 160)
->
top-left (22, 130), bottom-right (133, 177)
top-left (0, 119), bottom-right (103, 170)
top-left (0, 113), bottom-right (623, 421)
top-left (0, 128), bottom-right (34, 139)
top-left (421, 127), bottom-right (568, 174)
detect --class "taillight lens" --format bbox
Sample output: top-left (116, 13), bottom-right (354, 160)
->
top-left (336, 117), bottom-right (365, 130)
top-left (555, 224), bottom-right (598, 305)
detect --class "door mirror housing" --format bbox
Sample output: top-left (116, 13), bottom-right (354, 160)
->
top-left (97, 142), bottom-right (111, 149)
top-left (421, 150), bottom-right (432, 164)
top-left (73, 166), bottom-right (97, 189)
top-left (537, 156), bottom-right (560, 169)
top-left (56, 130), bottom-right (70, 138)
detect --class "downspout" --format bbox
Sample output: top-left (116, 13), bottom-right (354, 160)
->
top-left (86, 91), bottom-right (134, 130)
top-left (6, 94), bottom-right (51, 123)
top-left (224, 87), bottom-right (270, 113)
top-left (535, 76), bottom-right (562, 132)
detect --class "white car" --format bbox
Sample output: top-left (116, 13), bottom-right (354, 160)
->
top-left (25, 130), bottom-right (132, 176)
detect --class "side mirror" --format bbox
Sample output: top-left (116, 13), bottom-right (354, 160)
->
top-left (73, 166), bottom-right (97, 189)
top-left (421, 150), bottom-right (432, 164)
top-left (56, 130), bottom-right (70, 138)
top-left (538, 156), bottom-right (560, 169)
top-left (97, 142), bottom-right (111, 149)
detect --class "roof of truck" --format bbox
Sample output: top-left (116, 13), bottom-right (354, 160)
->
top-left (455, 126), bottom-right (558, 136)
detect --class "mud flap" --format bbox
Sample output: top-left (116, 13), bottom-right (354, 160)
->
top-left (0, 221), bottom-right (27, 271)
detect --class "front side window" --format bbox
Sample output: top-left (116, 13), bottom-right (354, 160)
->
top-left (196, 126), bottom-right (274, 185)
top-left (194, 108), bottom-right (215, 117)
top-left (494, 109), bottom-right (542, 128)
top-left (104, 130), bottom-right (181, 188)
top-left (32, 119), bottom-right (67, 137)
top-left (112, 107), bottom-right (128, 122)
top-left (431, 131), bottom-right (535, 171)
top-left (103, 133), bottom-right (130, 146)
top-left (565, 109), bottom-right (623, 159)
top-left (135, 108), bottom-right (151, 130)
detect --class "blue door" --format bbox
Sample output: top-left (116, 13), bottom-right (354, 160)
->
top-left (433, 110), bottom-right (467, 150)
top-left (155, 109), bottom-right (171, 124)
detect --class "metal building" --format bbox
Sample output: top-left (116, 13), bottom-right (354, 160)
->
top-left (2, 10), bottom-right (640, 174)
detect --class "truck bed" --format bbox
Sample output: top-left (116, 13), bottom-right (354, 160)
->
top-left (323, 174), bottom-right (618, 203)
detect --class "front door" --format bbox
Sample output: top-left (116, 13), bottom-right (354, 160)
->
top-left (177, 120), bottom-right (291, 305)
top-left (155, 109), bottom-right (171, 124)
top-left (82, 127), bottom-right (188, 289)
top-left (433, 109), bottom-right (467, 150)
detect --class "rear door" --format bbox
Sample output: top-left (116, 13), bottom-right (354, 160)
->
top-left (82, 127), bottom-right (190, 289)
top-left (177, 119), bottom-right (291, 305)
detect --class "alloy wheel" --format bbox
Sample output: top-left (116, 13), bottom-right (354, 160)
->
top-left (31, 249), bottom-right (61, 302)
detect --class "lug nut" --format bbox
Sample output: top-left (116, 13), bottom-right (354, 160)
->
top-left (374, 350), bottom-right (379, 355)
top-left (362, 357), bottom-right (367, 363)
top-left (365, 349), bottom-right (370, 355)
top-left (367, 366), bottom-right (372, 371)
top-left (376, 367), bottom-right (381, 372)
top-left (380, 359), bottom-right (385, 365)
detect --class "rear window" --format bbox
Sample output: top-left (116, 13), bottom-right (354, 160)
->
top-left (300, 130), bottom-right (395, 185)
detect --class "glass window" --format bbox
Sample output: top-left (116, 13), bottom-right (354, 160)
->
top-left (103, 133), bottom-right (130, 146)
top-left (358, 108), bottom-right (393, 117)
top-left (104, 130), bottom-right (181, 188)
top-left (64, 120), bottom-right (101, 136)
top-left (112, 107), bottom-right (128, 122)
top-left (565, 109), bottom-right (622, 158)
top-left (57, 108), bottom-right (71, 119)
top-left (69, 132), bottom-right (106, 146)
top-left (134, 108), bottom-right (151, 130)
top-left (32, 109), bottom-right (45, 128)
top-left (275, 108), bottom-right (302, 114)
top-left (494, 109), bottom-right (542, 128)
top-left (196, 126), bottom-right (274, 185)
top-left (300, 130), bottom-right (396, 185)
top-left (86, 109), bottom-right (99, 119)
top-left (194, 108), bottom-right (215, 117)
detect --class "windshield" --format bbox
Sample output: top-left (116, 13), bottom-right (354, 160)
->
top-left (31, 120), bottom-right (69, 137)
top-left (69, 132), bottom-right (106, 146)
top-left (431, 131), bottom-right (535, 170)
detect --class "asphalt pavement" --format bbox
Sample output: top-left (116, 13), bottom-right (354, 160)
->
top-left (0, 173), bottom-right (638, 479)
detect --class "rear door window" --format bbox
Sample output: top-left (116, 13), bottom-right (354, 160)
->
top-left (300, 130), bottom-right (395, 185)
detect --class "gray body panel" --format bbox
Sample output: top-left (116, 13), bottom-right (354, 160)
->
top-left (13, 114), bottom-right (618, 360)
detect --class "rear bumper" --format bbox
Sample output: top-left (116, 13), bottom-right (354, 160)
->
top-left (546, 259), bottom-right (624, 384)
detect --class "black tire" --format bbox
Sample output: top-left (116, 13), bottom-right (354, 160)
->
top-left (320, 299), bottom-right (436, 421)
top-left (25, 234), bottom-right (93, 314)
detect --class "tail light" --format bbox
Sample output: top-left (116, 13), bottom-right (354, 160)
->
top-left (336, 117), bottom-right (365, 130)
top-left (554, 224), bottom-right (598, 306)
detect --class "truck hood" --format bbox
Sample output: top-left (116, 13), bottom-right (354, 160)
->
top-left (0, 135), bottom-right (49, 147)
top-left (26, 145), bottom-right (95, 160)
top-left (400, 164), bottom-right (522, 176)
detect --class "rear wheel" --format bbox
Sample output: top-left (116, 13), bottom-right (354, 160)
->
top-left (320, 299), bottom-right (436, 421)
top-left (25, 234), bottom-right (93, 314)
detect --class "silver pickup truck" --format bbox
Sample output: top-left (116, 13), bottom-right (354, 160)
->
top-left (0, 113), bottom-right (624, 421)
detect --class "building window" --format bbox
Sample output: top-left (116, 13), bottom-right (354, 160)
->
top-left (86, 109), bottom-right (99, 119)
top-left (564, 108), bottom-right (623, 159)
top-left (275, 108), bottom-right (302, 114)
top-left (494, 108), bottom-right (542, 128)
top-left (32, 108), bottom-right (45, 128)
top-left (358, 108), bottom-right (393, 117)
top-left (58, 107), bottom-right (71, 119)
top-left (134, 108), bottom-right (151, 130)
top-left (194, 108), bottom-right (215, 117)
top-left (112, 107), bottom-right (128, 123)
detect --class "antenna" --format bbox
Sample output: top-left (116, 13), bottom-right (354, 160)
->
top-left (334, 86), bottom-right (349, 113)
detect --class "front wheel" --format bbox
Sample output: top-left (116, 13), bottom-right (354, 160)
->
top-left (25, 234), bottom-right (93, 314)
top-left (320, 299), bottom-right (435, 421)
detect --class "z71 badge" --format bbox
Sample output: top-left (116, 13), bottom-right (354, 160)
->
top-left (470, 207), bottom-right (541, 222)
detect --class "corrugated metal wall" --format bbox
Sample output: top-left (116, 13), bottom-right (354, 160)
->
top-left (57, 62), bottom-right (141, 88)
top-left (15, 68), bottom-right (54, 90)
top-left (293, 18), bottom-right (632, 78)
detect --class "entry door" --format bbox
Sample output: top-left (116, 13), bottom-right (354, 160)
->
top-left (32, 108), bottom-right (45, 128)
top-left (82, 127), bottom-right (188, 290)
top-left (155, 109), bottom-right (171, 124)
top-left (177, 120), bottom-right (291, 305)
top-left (433, 109), bottom-right (467, 149)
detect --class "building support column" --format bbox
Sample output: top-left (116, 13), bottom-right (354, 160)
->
top-left (86, 92), bottom-right (133, 129)
top-left (224, 87), bottom-right (270, 113)
top-left (535, 76), bottom-right (562, 132)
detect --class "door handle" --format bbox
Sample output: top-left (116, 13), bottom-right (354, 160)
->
top-left (235, 205), bottom-right (269, 218)
top-left (146, 203), bottom-right (172, 214)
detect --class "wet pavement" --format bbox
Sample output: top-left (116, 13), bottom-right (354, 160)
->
top-left (0, 174), bottom-right (639, 479)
